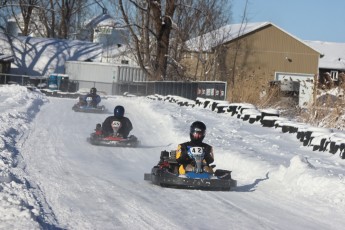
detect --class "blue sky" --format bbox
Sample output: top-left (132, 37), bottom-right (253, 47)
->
top-left (232, 0), bottom-right (345, 43)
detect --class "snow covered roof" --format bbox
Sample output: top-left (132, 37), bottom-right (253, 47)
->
top-left (304, 41), bottom-right (345, 70)
top-left (85, 13), bottom-right (124, 29)
top-left (186, 22), bottom-right (271, 51)
top-left (186, 22), bottom-right (319, 54)
top-left (186, 21), bottom-right (345, 70)
top-left (0, 53), bottom-right (13, 62)
top-left (0, 32), bottom-right (102, 77)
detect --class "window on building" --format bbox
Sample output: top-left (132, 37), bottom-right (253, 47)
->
top-left (330, 71), bottom-right (338, 81)
top-left (121, 60), bottom-right (129, 65)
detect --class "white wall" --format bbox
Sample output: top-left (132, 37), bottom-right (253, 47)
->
top-left (275, 72), bottom-right (315, 108)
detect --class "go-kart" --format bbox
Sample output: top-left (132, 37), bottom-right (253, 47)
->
top-left (72, 96), bottom-right (107, 113)
top-left (144, 149), bottom-right (237, 191)
top-left (87, 124), bottom-right (139, 147)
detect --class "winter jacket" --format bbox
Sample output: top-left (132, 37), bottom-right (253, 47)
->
top-left (102, 116), bottom-right (133, 138)
top-left (82, 94), bottom-right (101, 107)
top-left (176, 141), bottom-right (214, 167)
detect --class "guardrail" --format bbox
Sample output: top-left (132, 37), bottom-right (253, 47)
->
top-left (0, 73), bottom-right (46, 87)
top-left (148, 94), bottom-right (345, 159)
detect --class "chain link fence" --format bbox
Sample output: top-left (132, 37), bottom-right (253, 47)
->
top-left (117, 81), bottom-right (227, 100)
top-left (0, 73), bottom-right (227, 100)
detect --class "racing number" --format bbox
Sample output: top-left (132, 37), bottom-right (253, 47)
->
top-left (190, 147), bottom-right (203, 154)
top-left (189, 147), bottom-right (203, 156)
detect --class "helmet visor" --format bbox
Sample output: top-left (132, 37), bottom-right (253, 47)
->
top-left (191, 127), bottom-right (205, 140)
top-left (192, 131), bottom-right (203, 140)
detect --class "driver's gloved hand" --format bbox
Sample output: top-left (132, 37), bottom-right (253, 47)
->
top-left (113, 132), bottom-right (123, 138)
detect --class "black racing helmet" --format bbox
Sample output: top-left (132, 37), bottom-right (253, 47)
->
top-left (190, 121), bottom-right (206, 143)
top-left (114, 105), bottom-right (125, 118)
top-left (90, 87), bottom-right (97, 95)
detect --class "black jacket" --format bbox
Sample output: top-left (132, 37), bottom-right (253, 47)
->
top-left (82, 94), bottom-right (101, 106)
top-left (176, 141), bottom-right (214, 166)
top-left (102, 116), bottom-right (133, 138)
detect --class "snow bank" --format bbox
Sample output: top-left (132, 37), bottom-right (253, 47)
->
top-left (0, 85), bottom-right (48, 229)
top-left (272, 156), bottom-right (345, 205)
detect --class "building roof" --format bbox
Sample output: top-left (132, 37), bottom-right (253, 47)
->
top-left (186, 22), bottom-right (320, 54)
top-left (0, 32), bottom-right (102, 77)
top-left (304, 41), bottom-right (345, 70)
top-left (0, 53), bottom-right (14, 62)
top-left (85, 13), bottom-right (124, 29)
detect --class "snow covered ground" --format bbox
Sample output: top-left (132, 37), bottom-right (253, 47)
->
top-left (1, 84), bottom-right (345, 230)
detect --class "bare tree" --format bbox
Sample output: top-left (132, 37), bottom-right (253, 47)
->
top-left (5, 0), bottom-right (39, 36)
top-left (28, 0), bottom-right (56, 38)
top-left (113, 0), bottom-right (232, 81)
top-left (0, 1), bottom-right (10, 31)
top-left (3, 0), bottom-right (95, 39)
top-left (47, 0), bottom-right (95, 39)
top-left (228, 0), bottom-right (248, 92)
top-left (116, 0), bottom-right (176, 80)
top-left (176, 0), bottom-right (232, 81)
top-left (55, 0), bottom-right (77, 39)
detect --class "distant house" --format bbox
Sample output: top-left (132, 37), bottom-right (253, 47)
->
top-left (101, 44), bottom-right (138, 66)
top-left (0, 31), bottom-right (14, 84)
top-left (0, 53), bottom-right (13, 73)
top-left (184, 22), bottom-right (321, 106)
top-left (7, 13), bottom-right (46, 37)
top-left (78, 13), bottom-right (127, 44)
top-left (78, 13), bottom-right (136, 66)
top-left (0, 31), bottom-right (102, 78)
top-left (305, 41), bottom-right (345, 87)
top-left (6, 12), bottom-right (136, 67)
top-left (0, 31), bottom-right (13, 75)
top-left (0, 53), bottom-right (14, 84)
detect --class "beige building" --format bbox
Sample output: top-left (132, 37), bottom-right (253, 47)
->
top-left (184, 22), bottom-right (321, 104)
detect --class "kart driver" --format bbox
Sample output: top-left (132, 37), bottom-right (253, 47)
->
top-left (176, 121), bottom-right (214, 174)
top-left (79, 87), bottom-right (101, 107)
top-left (101, 105), bottom-right (133, 138)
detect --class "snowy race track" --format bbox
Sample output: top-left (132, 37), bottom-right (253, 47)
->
top-left (9, 92), bottom-right (345, 229)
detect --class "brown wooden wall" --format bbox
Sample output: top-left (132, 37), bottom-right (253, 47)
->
top-left (182, 24), bottom-right (320, 103)
top-left (219, 25), bottom-right (320, 102)
top-left (224, 25), bottom-right (319, 79)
